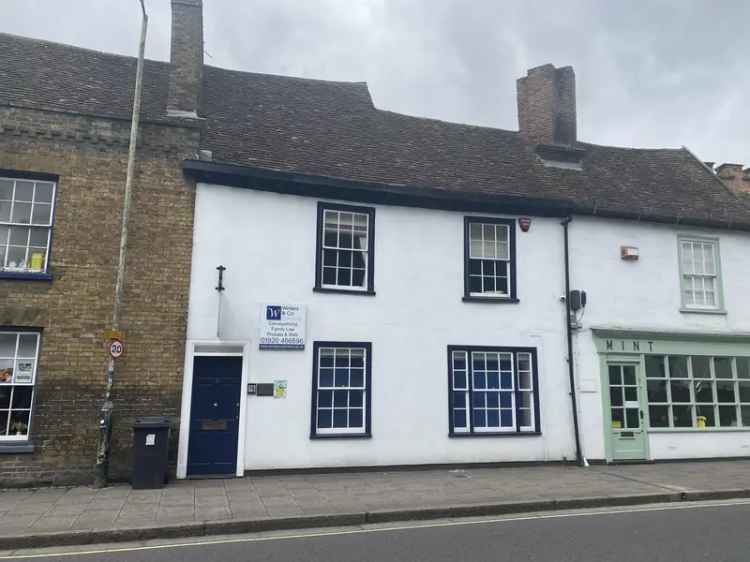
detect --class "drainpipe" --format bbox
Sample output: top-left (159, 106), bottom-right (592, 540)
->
top-left (561, 216), bottom-right (585, 467)
top-left (94, 0), bottom-right (148, 488)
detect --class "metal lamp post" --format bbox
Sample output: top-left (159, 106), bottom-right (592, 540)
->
top-left (94, 0), bottom-right (148, 488)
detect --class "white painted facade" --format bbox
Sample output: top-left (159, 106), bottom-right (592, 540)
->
top-left (177, 182), bottom-right (578, 476)
top-left (569, 216), bottom-right (750, 461)
top-left (177, 181), bottom-right (750, 477)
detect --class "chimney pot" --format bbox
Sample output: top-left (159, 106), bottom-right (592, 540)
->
top-left (167, 0), bottom-right (203, 117)
top-left (517, 64), bottom-right (577, 146)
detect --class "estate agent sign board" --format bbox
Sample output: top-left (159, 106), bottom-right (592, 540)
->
top-left (258, 304), bottom-right (306, 350)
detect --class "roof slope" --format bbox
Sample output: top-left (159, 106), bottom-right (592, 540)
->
top-left (2, 32), bottom-right (748, 227)
top-left (0, 33), bottom-right (171, 122)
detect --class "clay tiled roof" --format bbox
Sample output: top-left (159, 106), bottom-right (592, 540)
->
top-left (3, 32), bottom-right (748, 227)
top-left (0, 33), bottom-right (171, 122)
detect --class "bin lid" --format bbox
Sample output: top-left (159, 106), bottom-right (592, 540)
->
top-left (134, 416), bottom-right (170, 429)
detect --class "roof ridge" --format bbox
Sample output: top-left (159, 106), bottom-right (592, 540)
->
top-left (373, 112), bottom-right (695, 152)
top-left (576, 140), bottom-right (684, 153)
top-left (204, 64), bottom-right (367, 87)
top-left (0, 32), bottom-right (367, 88)
top-left (0, 31), bottom-right (166, 66)
top-left (375, 109), bottom-right (520, 135)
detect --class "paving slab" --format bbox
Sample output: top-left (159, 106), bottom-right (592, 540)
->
top-left (29, 517), bottom-right (75, 532)
top-left (157, 507), bottom-right (196, 520)
top-left (0, 518), bottom-right (39, 536)
top-left (2, 460), bottom-right (750, 550)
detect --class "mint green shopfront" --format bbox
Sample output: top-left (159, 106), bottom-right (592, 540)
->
top-left (592, 329), bottom-right (750, 462)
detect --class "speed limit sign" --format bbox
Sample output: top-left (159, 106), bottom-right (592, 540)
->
top-left (109, 338), bottom-right (124, 359)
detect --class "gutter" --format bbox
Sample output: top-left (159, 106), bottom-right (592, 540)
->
top-left (182, 159), bottom-right (575, 218)
top-left (577, 205), bottom-right (747, 233)
top-left (183, 159), bottom-right (750, 232)
top-left (561, 216), bottom-right (585, 467)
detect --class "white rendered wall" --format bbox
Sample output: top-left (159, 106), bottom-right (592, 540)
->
top-left (569, 216), bottom-right (750, 460)
top-left (649, 432), bottom-right (750, 459)
top-left (186, 183), bottom-right (577, 470)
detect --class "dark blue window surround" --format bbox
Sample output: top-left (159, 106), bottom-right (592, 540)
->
top-left (311, 341), bottom-right (372, 439)
top-left (448, 346), bottom-right (540, 436)
top-left (463, 216), bottom-right (517, 303)
top-left (314, 202), bottom-right (376, 296)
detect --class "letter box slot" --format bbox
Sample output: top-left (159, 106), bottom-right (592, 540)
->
top-left (202, 420), bottom-right (228, 431)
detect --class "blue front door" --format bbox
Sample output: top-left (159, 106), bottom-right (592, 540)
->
top-left (187, 356), bottom-right (242, 476)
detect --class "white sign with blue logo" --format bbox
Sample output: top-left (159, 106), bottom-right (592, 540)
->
top-left (258, 304), bottom-right (306, 350)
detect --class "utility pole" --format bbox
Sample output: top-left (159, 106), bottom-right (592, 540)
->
top-left (94, 0), bottom-right (148, 488)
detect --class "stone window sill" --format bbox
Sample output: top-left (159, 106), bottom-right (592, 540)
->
top-left (462, 296), bottom-right (520, 304)
top-left (450, 431), bottom-right (541, 438)
top-left (0, 442), bottom-right (35, 454)
top-left (679, 307), bottom-right (727, 316)
top-left (0, 271), bottom-right (53, 281)
top-left (310, 433), bottom-right (372, 440)
top-left (313, 287), bottom-right (376, 296)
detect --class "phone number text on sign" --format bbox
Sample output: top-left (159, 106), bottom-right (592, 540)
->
top-left (259, 304), bottom-right (306, 350)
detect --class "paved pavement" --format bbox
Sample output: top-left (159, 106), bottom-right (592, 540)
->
top-left (1, 460), bottom-right (750, 549)
top-left (2, 499), bottom-right (750, 561)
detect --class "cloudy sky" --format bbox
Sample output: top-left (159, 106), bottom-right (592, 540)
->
top-left (1, 1), bottom-right (747, 164)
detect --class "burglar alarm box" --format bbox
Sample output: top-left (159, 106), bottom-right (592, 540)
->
top-left (621, 246), bottom-right (639, 260)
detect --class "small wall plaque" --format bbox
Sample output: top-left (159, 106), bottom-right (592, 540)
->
top-left (274, 380), bottom-right (288, 399)
top-left (256, 383), bottom-right (274, 397)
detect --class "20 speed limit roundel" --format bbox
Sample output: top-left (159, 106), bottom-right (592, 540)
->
top-left (109, 339), bottom-right (124, 359)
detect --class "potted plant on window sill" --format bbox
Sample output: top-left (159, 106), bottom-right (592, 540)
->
top-left (10, 421), bottom-right (28, 436)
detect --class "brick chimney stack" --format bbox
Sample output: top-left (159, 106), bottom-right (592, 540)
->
top-left (167, 0), bottom-right (203, 117)
top-left (517, 64), bottom-right (577, 146)
top-left (716, 163), bottom-right (750, 194)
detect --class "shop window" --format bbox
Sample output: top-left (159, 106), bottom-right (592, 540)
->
top-left (678, 236), bottom-right (723, 311)
top-left (646, 354), bottom-right (750, 429)
top-left (310, 342), bottom-right (371, 438)
top-left (0, 176), bottom-right (56, 277)
top-left (314, 203), bottom-right (375, 294)
top-left (463, 217), bottom-right (517, 302)
top-left (0, 331), bottom-right (40, 440)
top-left (448, 346), bottom-right (539, 435)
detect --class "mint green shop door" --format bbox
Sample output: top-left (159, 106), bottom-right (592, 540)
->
top-left (605, 363), bottom-right (648, 461)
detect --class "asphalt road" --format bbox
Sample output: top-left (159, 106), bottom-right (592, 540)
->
top-left (4, 500), bottom-right (750, 562)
